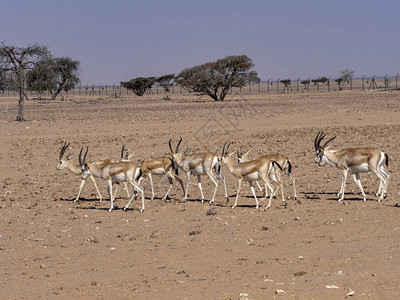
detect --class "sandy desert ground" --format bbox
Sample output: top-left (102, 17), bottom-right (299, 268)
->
top-left (0, 90), bottom-right (399, 299)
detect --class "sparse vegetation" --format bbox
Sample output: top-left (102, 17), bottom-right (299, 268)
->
top-left (120, 77), bottom-right (157, 96)
top-left (175, 55), bottom-right (260, 101)
top-left (0, 42), bottom-right (50, 121)
top-left (27, 57), bottom-right (80, 100)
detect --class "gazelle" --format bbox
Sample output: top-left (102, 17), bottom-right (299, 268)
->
top-left (220, 143), bottom-right (285, 209)
top-left (237, 148), bottom-right (298, 200)
top-left (79, 147), bottom-right (145, 212)
top-left (314, 131), bottom-right (390, 202)
top-left (57, 143), bottom-right (131, 203)
top-left (168, 138), bottom-right (229, 204)
top-left (121, 146), bottom-right (185, 201)
top-left (57, 142), bottom-right (103, 202)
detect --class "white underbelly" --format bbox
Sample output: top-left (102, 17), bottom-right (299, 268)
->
top-left (151, 168), bottom-right (165, 175)
top-left (243, 172), bottom-right (259, 181)
top-left (349, 163), bottom-right (370, 174)
top-left (111, 173), bottom-right (126, 182)
top-left (191, 166), bottom-right (205, 176)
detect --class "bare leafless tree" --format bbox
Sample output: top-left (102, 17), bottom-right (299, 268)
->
top-left (0, 42), bottom-right (50, 121)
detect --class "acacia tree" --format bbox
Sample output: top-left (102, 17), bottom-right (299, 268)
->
top-left (27, 57), bottom-right (80, 99)
top-left (157, 74), bottom-right (175, 94)
top-left (0, 43), bottom-right (50, 121)
top-left (175, 55), bottom-right (260, 101)
top-left (120, 77), bottom-right (157, 96)
top-left (340, 69), bottom-right (354, 81)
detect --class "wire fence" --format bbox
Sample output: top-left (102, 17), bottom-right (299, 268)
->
top-left (1, 74), bottom-right (399, 99)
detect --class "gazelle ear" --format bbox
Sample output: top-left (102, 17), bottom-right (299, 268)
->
top-left (229, 150), bottom-right (236, 157)
top-left (245, 150), bottom-right (250, 155)
top-left (181, 149), bottom-right (189, 156)
top-left (127, 152), bottom-right (135, 159)
top-left (67, 152), bottom-right (73, 160)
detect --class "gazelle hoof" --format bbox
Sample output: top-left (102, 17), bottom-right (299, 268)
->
top-left (231, 205), bottom-right (236, 209)
top-left (225, 197), bottom-right (229, 203)
top-left (265, 206), bottom-right (270, 209)
top-left (337, 199), bottom-right (342, 202)
top-left (140, 208), bottom-right (145, 213)
top-left (108, 208), bottom-right (113, 212)
top-left (123, 206), bottom-right (128, 211)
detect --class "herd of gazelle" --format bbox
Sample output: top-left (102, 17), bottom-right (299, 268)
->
top-left (57, 131), bottom-right (390, 212)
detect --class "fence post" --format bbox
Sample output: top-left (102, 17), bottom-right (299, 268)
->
top-left (297, 78), bottom-right (300, 92)
top-left (277, 78), bottom-right (280, 93)
top-left (396, 74), bottom-right (399, 90)
top-left (384, 74), bottom-right (388, 90)
top-left (327, 76), bottom-right (331, 92)
top-left (307, 77), bottom-right (310, 93)
top-left (350, 76), bottom-right (353, 90)
top-left (267, 79), bottom-right (270, 94)
top-left (362, 75), bottom-right (365, 91)
top-left (258, 81), bottom-right (260, 93)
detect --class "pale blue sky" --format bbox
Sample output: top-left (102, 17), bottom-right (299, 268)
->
top-left (1, 0), bottom-right (399, 84)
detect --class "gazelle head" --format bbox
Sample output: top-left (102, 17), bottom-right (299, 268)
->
top-left (168, 137), bottom-right (188, 162)
top-left (314, 131), bottom-right (336, 166)
top-left (219, 142), bottom-right (234, 166)
top-left (120, 144), bottom-right (134, 162)
top-left (57, 142), bottom-right (73, 170)
top-left (236, 146), bottom-right (251, 163)
top-left (78, 146), bottom-right (90, 176)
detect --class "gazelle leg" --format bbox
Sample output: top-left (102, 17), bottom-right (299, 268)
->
top-left (123, 182), bottom-right (130, 199)
top-left (107, 180), bottom-right (114, 212)
top-left (264, 183), bottom-right (269, 198)
top-left (272, 172), bottom-right (285, 207)
top-left (206, 172), bottom-right (220, 204)
top-left (184, 172), bottom-right (190, 201)
top-left (232, 179), bottom-right (242, 209)
top-left (162, 176), bottom-right (174, 201)
top-left (89, 175), bottom-right (103, 202)
top-left (148, 173), bottom-right (155, 200)
top-left (260, 174), bottom-right (275, 209)
top-left (380, 168), bottom-right (390, 197)
top-left (249, 181), bottom-right (259, 210)
top-left (174, 175), bottom-right (186, 197)
top-left (198, 175), bottom-right (206, 202)
top-left (255, 181), bottom-right (263, 193)
top-left (353, 173), bottom-right (366, 201)
top-left (215, 167), bottom-right (229, 203)
top-left (371, 168), bottom-right (389, 202)
top-left (338, 170), bottom-right (348, 202)
top-left (74, 178), bottom-right (86, 203)
top-left (113, 183), bottom-right (120, 200)
top-left (375, 181), bottom-right (383, 197)
top-left (124, 180), bottom-right (145, 212)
